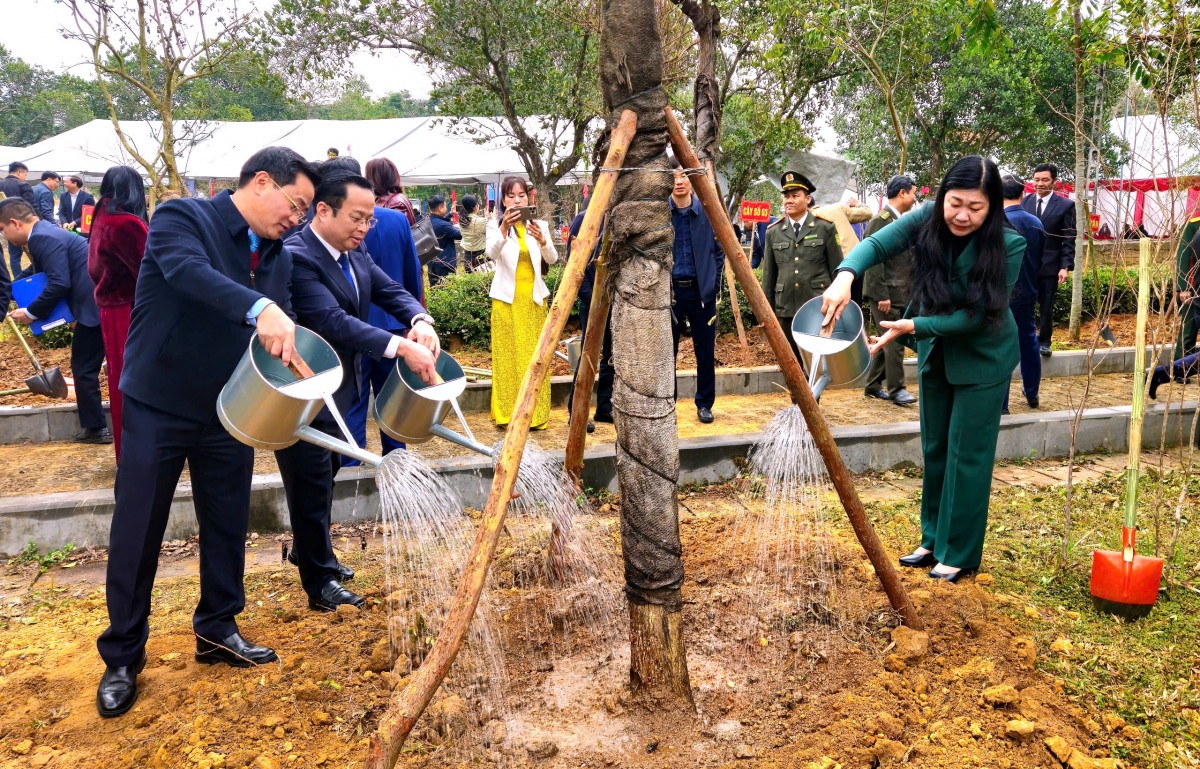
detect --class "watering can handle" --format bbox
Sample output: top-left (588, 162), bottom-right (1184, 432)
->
top-left (287, 351), bottom-right (315, 380)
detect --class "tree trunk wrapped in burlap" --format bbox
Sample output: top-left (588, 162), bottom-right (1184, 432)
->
top-left (598, 0), bottom-right (693, 703)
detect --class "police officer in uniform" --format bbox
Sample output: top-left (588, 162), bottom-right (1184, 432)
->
top-left (760, 171), bottom-right (842, 363)
top-left (862, 174), bottom-right (918, 406)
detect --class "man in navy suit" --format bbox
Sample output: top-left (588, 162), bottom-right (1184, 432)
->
top-left (1002, 175), bottom-right (1046, 414)
top-left (426, 193), bottom-right (461, 286)
top-left (279, 172), bottom-right (439, 613)
top-left (1, 199), bottom-right (107, 442)
top-left (1021, 162), bottom-right (1076, 357)
top-left (93, 147), bottom-right (319, 719)
top-left (58, 176), bottom-right (96, 230)
top-left (0, 161), bottom-right (36, 279)
top-left (669, 160), bottom-right (724, 424)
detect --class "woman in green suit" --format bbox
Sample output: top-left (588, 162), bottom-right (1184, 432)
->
top-left (822, 156), bottom-right (1026, 582)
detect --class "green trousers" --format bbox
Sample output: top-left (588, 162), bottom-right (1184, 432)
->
top-left (1175, 300), bottom-right (1199, 360)
top-left (917, 359), bottom-right (1008, 570)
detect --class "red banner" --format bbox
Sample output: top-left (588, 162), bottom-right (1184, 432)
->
top-left (740, 199), bottom-right (770, 223)
top-left (80, 204), bottom-right (95, 235)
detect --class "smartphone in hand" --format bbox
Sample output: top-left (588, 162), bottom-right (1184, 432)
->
top-left (513, 206), bottom-right (537, 223)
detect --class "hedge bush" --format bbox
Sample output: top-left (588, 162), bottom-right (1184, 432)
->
top-left (1051, 264), bottom-right (1174, 325)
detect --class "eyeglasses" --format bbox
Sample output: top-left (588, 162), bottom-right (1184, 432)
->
top-left (271, 178), bottom-right (308, 225)
top-left (334, 208), bottom-right (377, 229)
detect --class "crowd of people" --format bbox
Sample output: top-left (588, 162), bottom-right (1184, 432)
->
top-left (4, 140), bottom-right (1200, 721)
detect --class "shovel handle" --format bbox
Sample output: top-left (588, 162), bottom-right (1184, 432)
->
top-left (6, 315), bottom-right (45, 374)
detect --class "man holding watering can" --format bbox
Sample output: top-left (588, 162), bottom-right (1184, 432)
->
top-left (96, 147), bottom-right (320, 718)
top-left (278, 171), bottom-right (439, 614)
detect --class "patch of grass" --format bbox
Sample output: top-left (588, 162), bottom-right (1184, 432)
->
top-left (856, 466), bottom-right (1200, 769)
top-left (10, 541), bottom-right (78, 575)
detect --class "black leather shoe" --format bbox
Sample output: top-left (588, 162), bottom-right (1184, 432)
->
top-left (898, 550), bottom-right (937, 568)
top-left (593, 410), bottom-right (614, 424)
top-left (1149, 367), bottom-right (1170, 400)
top-left (96, 654), bottom-right (146, 718)
top-left (586, 420), bottom-right (595, 434)
top-left (1001, 407), bottom-right (1010, 415)
top-left (864, 387), bottom-right (891, 401)
top-left (927, 567), bottom-right (977, 584)
top-left (195, 632), bottom-right (278, 667)
top-left (697, 407), bottom-right (714, 424)
top-left (1039, 345), bottom-right (1052, 357)
top-left (891, 389), bottom-right (917, 407)
top-left (309, 580), bottom-right (366, 613)
top-left (287, 550), bottom-right (354, 582)
top-left (76, 427), bottom-right (114, 445)
top-left (1026, 394), bottom-right (1040, 409)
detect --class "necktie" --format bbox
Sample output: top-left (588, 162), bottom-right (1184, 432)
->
top-left (338, 252), bottom-right (357, 300)
top-left (794, 221), bottom-right (801, 239)
top-left (248, 231), bottom-right (260, 287)
top-left (1036, 198), bottom-right (1044, 218)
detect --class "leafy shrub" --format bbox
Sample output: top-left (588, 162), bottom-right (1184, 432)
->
top-left (1052, 264), bottom-right (1174, 325)
top-left (38, 324), bottom-right (74, 349)
top-left (425, 270), bottom-right (496, 348)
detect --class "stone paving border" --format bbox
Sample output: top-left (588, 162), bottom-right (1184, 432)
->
top-left (0, 345), bottom-right (1171, 445)
top-left (1, 399), bottom-right (1195, 556)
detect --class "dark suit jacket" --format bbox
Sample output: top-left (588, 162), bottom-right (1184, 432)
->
top-left (429, 213), bottom-right (461, 268)
top-left (0, 174), bottom-right (35, 206)
top-left (671, 195), bottom-right (725, 306)
top-left (33, 183), bottom-right (56, 222)
top-left (120, 190), bottom-right (293, 422)
top-left (1003, 205), bottom-right (1045, 305)
top-left (1021, 192), bottom-right (1075, 276)
top-left (284, 225), bottom-right (426, 414)
top-left (58, 190), bottom-right (95, 227)
top-left (25, 220), bottom-right (99, 327)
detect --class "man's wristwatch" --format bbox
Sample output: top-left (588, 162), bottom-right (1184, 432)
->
top-left (411, 313), bottom-right (435, 328)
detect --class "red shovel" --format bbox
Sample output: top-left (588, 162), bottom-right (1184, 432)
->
top-left (1090, 240), bottom-right (1163, 620)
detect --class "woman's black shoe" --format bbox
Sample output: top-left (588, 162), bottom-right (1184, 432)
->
top-left (927, 567), bottom-right (977, 583)
top-left (898, 550), bottom-right (937, 568)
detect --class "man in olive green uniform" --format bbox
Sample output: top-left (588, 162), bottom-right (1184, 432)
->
top-left (862, 175), bottom-right (918, 406)
top-left (760, 171), bottom-right (842, 363)
top-left (1174, 211), bottom-right (1200, 361)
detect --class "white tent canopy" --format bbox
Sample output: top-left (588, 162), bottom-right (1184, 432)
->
top-left (3, 117), bottom-right (590, 186)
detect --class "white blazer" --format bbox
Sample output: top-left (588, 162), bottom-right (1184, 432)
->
top-left (486, 219), bottom-right (559, 305)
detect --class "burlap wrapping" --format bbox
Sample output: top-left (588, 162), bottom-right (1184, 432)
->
top-left (598, 0), bottom-right (683, 610)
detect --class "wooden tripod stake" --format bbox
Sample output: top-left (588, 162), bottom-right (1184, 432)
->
top-left (564, 234), bottom-right (613, 483)
top-left (663, 107), bottom-right (921, 629)
top-left (364, 110), bottom-right (639, 769)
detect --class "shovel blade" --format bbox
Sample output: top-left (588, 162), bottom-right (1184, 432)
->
top-left (1089, 547), bottom-right (1163, 620)
top-left (25, 367), bottom-right (69, 399)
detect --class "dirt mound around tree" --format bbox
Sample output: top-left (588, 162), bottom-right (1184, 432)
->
top-left (0, 490), bottom-right (1132, 768)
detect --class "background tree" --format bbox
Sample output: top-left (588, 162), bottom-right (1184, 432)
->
top-left (0, 46), bottom-right (105, 146)
top-left (64, 0), bottom-right (253, 199)
top-left (268, 0), bottom-right (602, 216)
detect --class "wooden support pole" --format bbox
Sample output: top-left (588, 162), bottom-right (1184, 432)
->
top-left (564, 237), bottom-right (613, 484)
top-left (364, 110), bottom-right (640, 769)
top-left (663, 107), bottom-right (921, 630)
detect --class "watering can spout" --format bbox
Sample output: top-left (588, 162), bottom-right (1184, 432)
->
top-left (295, 425), bottom-right (384, 468)
top-left (429, 423), bottom-right (496, 459)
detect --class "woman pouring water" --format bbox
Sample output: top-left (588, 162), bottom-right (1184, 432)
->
top-left (820, 156), bottom-right (1026, 583)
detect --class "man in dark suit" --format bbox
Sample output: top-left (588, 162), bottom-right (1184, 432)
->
top-left (1002, 175), bottom-right (1046, 414)
top-left (278, 172), bottom-right (439, 613)
top-left (669, 160), bottom-right (724, 424)
top-left (426, 193), bottom-right (461, 286)
top-left (1021, 162), bottom-right (1076, 357)
top-left (1, 161), bottom-right (36, 279)
top-left (33, 172), bottom-right (60, 223)
top-left (1, 199), bottom-right (107, 441)
top-left (93, 147), bottom-right (319, 719)
top-left (862, 174), bottom-right (918, 406)
top-left (58, 176), bottom-right (95, 230)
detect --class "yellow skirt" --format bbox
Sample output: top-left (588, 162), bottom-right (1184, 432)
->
top-left (490, 250), bottom-right (550, 428)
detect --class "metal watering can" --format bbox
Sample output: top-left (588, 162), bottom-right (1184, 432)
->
top-left (553, 336), bottom-right (582, 374)
top-left (791, 296), bottom-right (872, 400)
top-left (374, 350), bottom-right (497, 458)
top-left (218, 326), bottom-right (385, 467)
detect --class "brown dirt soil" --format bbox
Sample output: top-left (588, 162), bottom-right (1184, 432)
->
top-left (0, 484), bottom-right (1128, 769)
top-left (0, 371), bottom-right (1159, 496)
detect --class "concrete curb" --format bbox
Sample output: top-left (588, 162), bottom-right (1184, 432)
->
top-left (0, 345), bottom-right (1171, 445)
top-left (2, 399), bottom-right (1195, 556)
